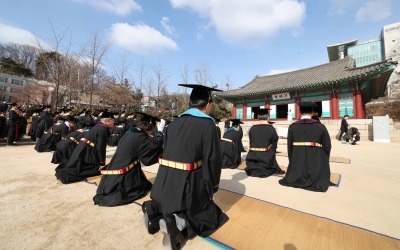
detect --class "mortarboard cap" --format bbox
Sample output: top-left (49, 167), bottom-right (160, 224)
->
top-left (230, 118), bottom-right (244, 126)
top-left (9, 102), bottom-right (18, 106)
top-left (135, 112), bottom-right (160, 123)
top-left (178, 84), bottom-right (222, 102)
top-left (100, 111), bottom-right (113, 119)
top-left (298, 102), bottom-right (318, 113)
top-left (0, 103), bottom-right (8, 112)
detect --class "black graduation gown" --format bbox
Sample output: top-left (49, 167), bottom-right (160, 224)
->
top-left (93, 128), bottom-right (163, 206)
top-left (51, 130), bottom-right (84, 164)
top-left (107, 126), bottom-right (125, 147)
top-left (7, 108), bottom-right (19, 143)
top-left (0, 115), bottom-right (7, 138)
top-left (216, 125), bottom-right (221, 139)
top-left (279, 118), bottom-right (331, 192)
top-left (55, 122), bottom-right (109, 184)
top-left (245, 124), bottom-right (281, 177)
top-left (221, 128), bottom-right (242, 169)
top-left (35, 112), bottom-right (53, 140)
top-left (149, 114), bottom-right (228, 237)
top-left (34, 122), bottom-right (69, 152)
top-left (29, 114), bottom-right (39, 141)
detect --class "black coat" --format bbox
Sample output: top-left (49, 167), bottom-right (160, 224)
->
top-left (245, 124), bottom-right (280, 177)
top-left (55, 122), bottom-right (110, 184)
top-left (279, 118), bottom-right (331, 192)
top-left (35, 122), bottom-right (69, 152)
top-left (93, 128), bottom-right (163, 206)
top-left (150, 112), bottom-right (228, 237)
top-left (107, 126), bottom-right (125, 147)
top-left (221, 128), bottom-right (242, 169)
top-left (51, 130), bottom-right (85, 164)
top-left (35, 112), bottom-right (53, 139)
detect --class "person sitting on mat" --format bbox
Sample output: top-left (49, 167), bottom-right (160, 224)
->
top-left (142, 84), bottom-right (228, 250)
top-left (245, 108), bottom-right (285, 177)
top-left (221, 119), bottom-right (244, 169)
top-left (279, 102), bottom-right (331, 192)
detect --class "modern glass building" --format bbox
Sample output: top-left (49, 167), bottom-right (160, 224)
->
top-left (347, 39), bottom-right (384, 67)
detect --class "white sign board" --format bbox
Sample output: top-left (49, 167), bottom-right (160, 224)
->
top-left (373, 116), bottom-right (390, 143)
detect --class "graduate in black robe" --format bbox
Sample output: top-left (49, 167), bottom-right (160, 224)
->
top-left (55, 112), bottom-right (114, 184)
top-left (0, 104), bottom-right (8, 139)
top-left (245, 108), bottom-right (284, 177)
top-left (142, 84), bottom-right (228, 249)
top-left (107, 121), bottom-right (125, 147)
top-left (29, 111), bottom-right (40, 141)
top-left (35, 106), bottom-right (53, 140)
top-left (93, 115), bottom-right (164, 207)
top-left (6, 102), bottom-right (20, 146)
top-left (35, 117), bottom-right (69, 152)
top-left (279, 102), bottom-right (331, 192)
top-left (221, 119), bottom-right (243, 169)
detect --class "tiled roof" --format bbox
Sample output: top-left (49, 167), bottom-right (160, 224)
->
top-left (217, 57), bottom-right (398, 98)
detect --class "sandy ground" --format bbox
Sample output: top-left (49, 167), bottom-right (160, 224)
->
top-left (1, 138), bottom-right (400, 249)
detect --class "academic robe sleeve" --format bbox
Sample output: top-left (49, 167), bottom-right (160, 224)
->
top-left (138, 132), bottom-right (163, 166)
top-left (202, 122), bottom-right (223, 194)
top-left (321, 125), bottom-right (332, 158)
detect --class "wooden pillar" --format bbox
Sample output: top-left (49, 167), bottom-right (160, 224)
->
top-left (330, 92), bottom-right (338, 119)
top-left (354, 89), bottom-right (365, 118)
top-left (295, 97), bottom-right (301, 120)
top-left (243, 100), bottom-right (247, 121)
top-left (232, 103), bottom-right (236, 119)
top-left (265, 99), bottom-right (270, 109)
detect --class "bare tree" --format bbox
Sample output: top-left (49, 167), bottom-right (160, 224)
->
top-left (149, 64), bottom-right (169, 114)
top-left (80, 31), bottom-right (111, 111)
top-left (180, 64), bottom-right (190, 108)
top-left (34, 24), bottom-right (75, 110)
top-left (0, 43), bottom-right (40, 71)
top-left (194, 61), bottom-right (213, 86)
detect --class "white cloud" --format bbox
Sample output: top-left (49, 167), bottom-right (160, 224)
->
top-left (169, 0), bottom-right (306, 45)
top-left (356, 0), bottom-right (392, 22)
top-left (0, 22), bottom-right (50, 49)
top-left (73, 0), bottom-right (142, 16)
top-left (110, 23), bottom-right (178, 55)
top-left (161, 17), bottom-right (176, 35)
top-left (328, 0), bottom-right (358, 15)
top-left (266, 68), bottom-right (298, 75)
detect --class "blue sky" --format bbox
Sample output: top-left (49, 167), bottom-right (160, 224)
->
top-left (1, 0), bottom-right (399, 94)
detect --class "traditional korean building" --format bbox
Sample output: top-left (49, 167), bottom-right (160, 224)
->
top-left (216, 57), bottom-right (398, 120)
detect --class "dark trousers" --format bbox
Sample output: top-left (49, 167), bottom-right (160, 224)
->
top-left (339, 129), bottom-right (347, 140)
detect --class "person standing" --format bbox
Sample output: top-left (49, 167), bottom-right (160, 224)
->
top-left (55, 111), bottom-right (114, 184)
top-left (221, 119), bottom-right (243, 169)
top-left (6, 102), bottom-right (19, 146)
top-left (245, 109), bottom-right (284, 177)
top-left (142, 84), bottom-right (228, 249)
top-left (93, 113), bottom-right (164, 206)
top-left (279, 102), bottom-right (331, 192)
top-left (339, 115), bottom-right (349, 141)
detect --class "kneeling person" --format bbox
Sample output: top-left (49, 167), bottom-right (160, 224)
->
top-left (245, 108), bottom-right (284, 177)
top-left (93, 114), bottom-right (164, 206)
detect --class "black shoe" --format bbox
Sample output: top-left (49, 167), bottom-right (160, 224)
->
top-left (142, 207), bottom-right (162, 234)
top-left (275, 170), bottom-right (286, 175)
top-left (351, 142), bottom-right (356, 145)
top-left (160, 215), bottom-right (183, 250)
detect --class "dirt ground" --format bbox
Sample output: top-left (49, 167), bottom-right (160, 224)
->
top-left (1, 138), bottom-right (399, 249)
